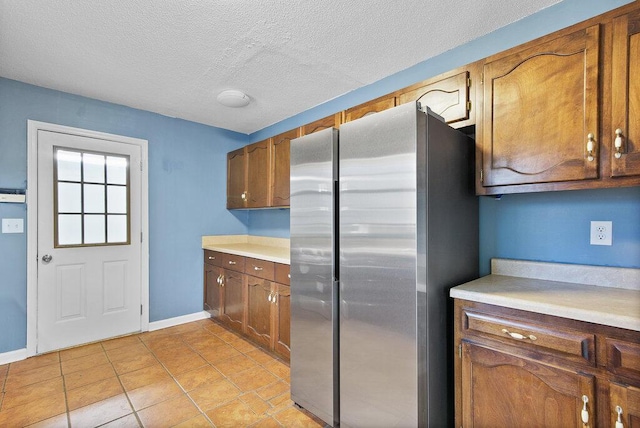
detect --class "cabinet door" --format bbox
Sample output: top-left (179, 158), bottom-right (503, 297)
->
top-left (246, 139), bottom-right (271, 208)
top-left (273, 283), bottom-right (290, 360)
top-left (271, 129), bottom-right (297, 207)
top-left (481, 26), bottom-right (600, 187)
top-left (612, 9), bottom-right (640, 177)
top-left (227, 148), bottom-right (246, 209)
top-left (220, 270), bottom-right (245, 333)
top-left (344, 96), bottom-right (396, 122)
top-left (462, 342), bottom-right (596, 427)
top-left (397, 71), bottom-right (470, 124)
top-left (246, 276), bottom-right (273, 348)
top-left (301, 113), bottom-right (341, 136)
top-left (204, 264), bottom-right (222, 317)
top-left (610, 382), bottom-right (640, 428)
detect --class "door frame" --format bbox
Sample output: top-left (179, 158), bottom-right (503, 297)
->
top-left (26, 120), bottom-right (149, 357)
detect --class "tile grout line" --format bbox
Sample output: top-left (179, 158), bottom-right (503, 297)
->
top-left (102, 337), bottom-right (146, 428)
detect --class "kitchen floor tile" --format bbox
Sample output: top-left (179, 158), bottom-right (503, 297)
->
top-left (213, 354), bottom-right (258, 376)
top-left (136, 394), bottom-right (200, 428)
top-left (173, 364), bottom-right (223, 392)
top-left (126, 378), bottom-right (184, 411)
top-left (206, 399), bottom-right (262, 428)
top-left (4, 363), bottom-right (61, 390)
top-left (68, 393), bottom-right (132, 428)
top-left (111, 352), bottom-right (158, 375)
top-left (101, 335), bottom-right (143, 351)
top-left (61, 350), bottom-right (109, 374)
top-left (0, 392), bottom-right (66, 427)
top-left (272, 406), bottom-right (324, 427)
top-left (188, 378), bottom-right (242, 412)
top-left (118, 363), bottom-right (172, 391)
top-left (59, 342), bottom-right (104, 361)
top-left (228, 366), bottom-right (278, 392)
top-left (63, 362), bottom-right (116, 390)
top-left (100, 413), bottom-right (141, 427)
top-left (2, 377), bottom-right (64, 410)
top-left (66, 376), bottom-right (123, 411)
top-left (8, 352), bottom-right (59, 374)
top-left (172, 414), bottom-right (213, 427)
top-left (0, 319), bottom-right (296, 427)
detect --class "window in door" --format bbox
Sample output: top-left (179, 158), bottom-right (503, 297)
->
top-left (54, 147), bottom-right (130, 247)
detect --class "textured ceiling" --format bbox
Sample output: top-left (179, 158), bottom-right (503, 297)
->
top-left (0, 0), bottom-right (560, 134)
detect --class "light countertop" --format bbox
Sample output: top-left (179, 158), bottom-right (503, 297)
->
top-left (450, 259), bottom-right (640, 332)
top-left (202, 235), bottom-right (290, 264)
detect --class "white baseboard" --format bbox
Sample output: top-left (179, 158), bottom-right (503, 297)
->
top-left (148, 311), bottom-right (211, 332)
top-left (0, 347), bottom-right (28, 365)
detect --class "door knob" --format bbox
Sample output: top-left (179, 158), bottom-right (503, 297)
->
top-left (42, 254), bottom-right (53, 263)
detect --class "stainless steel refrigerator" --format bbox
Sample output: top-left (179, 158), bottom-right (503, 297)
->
top-left (290, 102), bottom-right (479, 428)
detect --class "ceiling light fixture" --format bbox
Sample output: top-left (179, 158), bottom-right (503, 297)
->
top-left (216, 90), bottom-right (251, 108)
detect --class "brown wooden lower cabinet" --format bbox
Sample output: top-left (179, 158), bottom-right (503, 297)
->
top-left (204, 249), bottom-right (290, 361)
top-left (454, 299), bottom-right (640, 427)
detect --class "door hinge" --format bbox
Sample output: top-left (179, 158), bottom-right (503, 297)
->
top-left (458, 344), bottom-right (462, 359)
top-left (140, 304), bottom-right (143, 315)
top-left (467, 101), bottom-right (472, 112)
top-left (140, 232), bottom-right (143, 243)
top-left (480, 169), bottom-right (484, 183)
top-left (140, 160), bottom-right (143, 172)
top-left (467, 77), bottom-right (471, 88)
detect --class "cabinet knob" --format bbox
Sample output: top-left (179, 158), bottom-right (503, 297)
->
top-left (501, 328), bottom-right (536, 341)
top-left (253, 266), bottom-right (263, 271)
top-left (615, 405), bottom-right (624, 428)
top-left (614, 128), bottom-right (624, 159)
top-left (208, 256), bottom-right (216, 260)
top-left (586, 133), bottom-right (596, 162)
top-left (581, 395), bottom-right (590, 425)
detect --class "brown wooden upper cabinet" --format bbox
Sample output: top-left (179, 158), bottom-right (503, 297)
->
top-left (226, 147), bottom-right (246, 209)
top-left (271, 129), bottom-right (298, 207)
top-left (479, 25), bottom-right (601, 190)
top-left (301, 113), bottom-right (342, 136)
top-left (344, 95), bottom-right (396, 123)
top-left (396, 69), bottom-right (472, 126)
top-left (611, 8), bottom-right (640, 178)
top-left (227, 139), bottom-right (271, 209)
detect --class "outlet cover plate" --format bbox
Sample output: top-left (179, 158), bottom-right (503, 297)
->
top-left (590, 221), bottom-right (612, 246)
top-left (2, 218), bottom-right (24, 234)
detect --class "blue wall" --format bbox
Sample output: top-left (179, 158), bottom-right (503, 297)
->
top-left (0, 78), bottom-right (249, 353)
top-left (246, 0), bottom-right (640, 276)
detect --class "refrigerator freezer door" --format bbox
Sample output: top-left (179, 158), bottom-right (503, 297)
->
top-left (339, 102), bottom-right (425, 427)
top-left (290, 128), bottom-right (338, 426)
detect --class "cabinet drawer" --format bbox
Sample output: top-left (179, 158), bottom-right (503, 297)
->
top-left (462, 310), bottom-right (595, 365)
top-left (275, 263), bottom-right (290, 285)
top-left (606, 338), bottom-right (640, 381)
top-left (245, 257), bottom-right (275, 281)
top-left (204, 250), bottom-right (223, 267)
top-left (222, 253), bottom-right (245, 272)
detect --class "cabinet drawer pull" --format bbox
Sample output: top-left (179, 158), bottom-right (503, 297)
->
top-left (216, 275), bottom-right (221, 285)
top-left (241, 192), bottom-right (247, 201)
top-left (614, 128), bottom-right (624, 159)
top-left (273, 294), bottom-right (277, 305)
top-left (253, 266), bottom-right (263, 271)
top-left (268, 292), bottom-right (273, 302)
top-left (616, 405), bottom-right (624, 428)
top-left (501, 328), bottom-right (537, 341)
top-left (228, 261), bottom-right (237, 265)
top-left (581, 395), bottom-right (589, 424)
top-left (220, 275), bottom-right (224, 287)
top-left (288, 273), bottom-right (291, 279)
top-left (586, 133), bottom-right (596, 162)
top-left (208, 256), bottom-right (216, 260)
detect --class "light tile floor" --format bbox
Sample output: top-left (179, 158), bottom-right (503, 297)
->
top-left (0, 319), bottom-right (324, 427)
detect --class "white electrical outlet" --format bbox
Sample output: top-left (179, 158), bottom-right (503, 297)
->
top-left (590, 221), bottom-right (612, 246)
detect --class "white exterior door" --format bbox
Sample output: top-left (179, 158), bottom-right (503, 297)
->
top-left (36, 129), bottom-right (143, 353)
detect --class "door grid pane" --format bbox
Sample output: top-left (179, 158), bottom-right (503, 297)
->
top-left (54, 147), bottom-right (130, 247)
